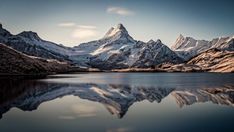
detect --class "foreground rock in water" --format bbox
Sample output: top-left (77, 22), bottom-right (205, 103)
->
top-left (0, 43), bottom-right (72, 75)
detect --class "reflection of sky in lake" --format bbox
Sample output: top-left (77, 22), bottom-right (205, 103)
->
top-left (0, 73), bottom-right (234, 132)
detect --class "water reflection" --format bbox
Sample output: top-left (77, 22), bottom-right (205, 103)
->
top-left (0, 77), bottom-right (234, 119)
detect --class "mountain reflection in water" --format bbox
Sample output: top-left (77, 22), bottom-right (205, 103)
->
top-left (0, 76), bottom-right (234, 119)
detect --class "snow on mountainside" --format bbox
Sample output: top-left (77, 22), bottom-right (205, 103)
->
top-left (1, 22), bottom-right (233, 71)
top-left (75, 24), bottom-right (183, 69)
top-left (172, 34), bottom-right (234, 60)
top-left (73, 24), bottom-right (135, 58)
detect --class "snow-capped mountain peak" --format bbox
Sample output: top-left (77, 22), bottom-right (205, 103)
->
top-left (103, 23), bottom-right (132, 40)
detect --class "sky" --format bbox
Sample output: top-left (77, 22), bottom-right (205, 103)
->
top-left (0, 0), bottom-right (234, 47)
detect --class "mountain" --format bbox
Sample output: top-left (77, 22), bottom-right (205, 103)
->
top-left (75, 24), bottom-right (183, 69)
top-left (0, 24), bottom-right (75, 62)
top-left (0, 43), bottom-right (71, 75)
top-left (1, 23), bottom-right (233, 72)
top-left (0, 23), bottom-right (183, 69)
top-left (171, 34), bottom-right (234, 60)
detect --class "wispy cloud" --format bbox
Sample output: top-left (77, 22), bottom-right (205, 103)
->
top-left (77, 25), bottom-right (97, 29)
top-left (58, 22), bottom-right (76, 27)
top-left (57, 22), bottom-right (98, 39)
top-left (72, 28), bottom-right (98, 39)
top-left (107, 6), bottom-right (134, 16)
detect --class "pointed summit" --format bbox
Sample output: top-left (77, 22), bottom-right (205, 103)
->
top-left (116, 23), bottom-right (126, 30)
top-left (178, 34), bottom-right (184, 39)
top-left (103, 23), bottom-right (130, 39)
top-left (171, 34), bottom-right (186, 50)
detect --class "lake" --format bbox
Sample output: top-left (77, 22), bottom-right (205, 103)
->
top-left (0, 73), bottom-right (234, 132)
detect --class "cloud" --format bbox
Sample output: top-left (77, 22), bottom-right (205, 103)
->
top-left (77, 25), bottom-right (97, 29)
top-left (71, 104), bottom-right (97, 117)
top-left (58, 22), bottom-right (76, 27)
top-left (72, 28), bottom-right (98, 39)
top-left (58, 22), bottom-right (98, 39)
top-left (107, 6), bottom-right (134, 16)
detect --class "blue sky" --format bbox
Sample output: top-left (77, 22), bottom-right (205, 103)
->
top-left (0, 0), bottom-right (233, 47)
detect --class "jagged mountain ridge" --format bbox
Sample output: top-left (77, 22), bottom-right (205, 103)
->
top-left (0, 24), bottom-right (76, 62)
top-left (172, 34), bottom-right (234, 60)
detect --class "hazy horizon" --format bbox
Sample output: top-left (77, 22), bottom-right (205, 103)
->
top-left (0, 0), bottom-right (234, 47)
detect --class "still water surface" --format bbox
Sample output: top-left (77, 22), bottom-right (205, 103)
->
top-left (0, 73), bottom-right (234, 132)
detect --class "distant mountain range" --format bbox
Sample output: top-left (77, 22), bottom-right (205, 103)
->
top-left (172, 34), bottom-right (234, 60)
top-left (0, 23), bottom-right (233, 73)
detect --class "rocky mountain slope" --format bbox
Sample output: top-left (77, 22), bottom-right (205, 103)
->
top-left (188, 49), bottom-right (234, 72)
top-left (0, 43), bottom-right (71, 75)
top-left (156, 49), bottom-right (234, 72)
